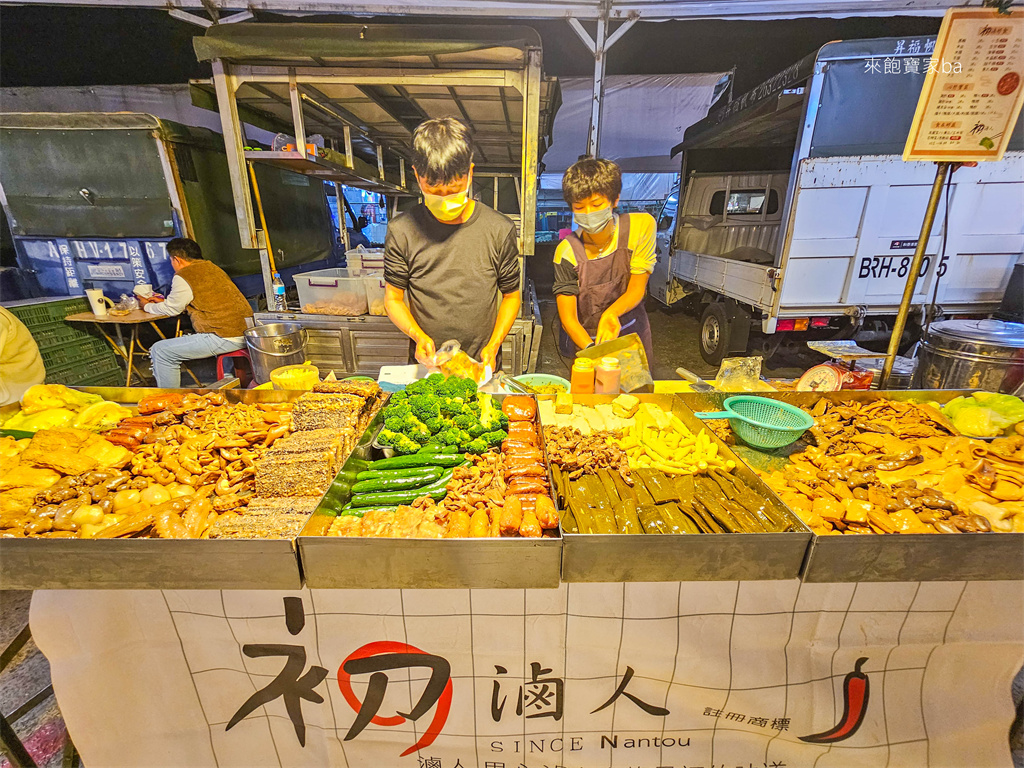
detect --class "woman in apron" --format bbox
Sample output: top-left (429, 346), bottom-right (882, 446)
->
top-left (552, 158), bottom-right (656, 366)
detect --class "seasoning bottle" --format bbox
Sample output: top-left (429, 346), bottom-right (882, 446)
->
top-left (595, 357), bottom-right (622, 394)
top-left (571, 358), bottom-right (595, 394)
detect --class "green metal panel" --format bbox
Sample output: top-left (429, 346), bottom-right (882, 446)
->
top-left (251, 165), bottom-right (334, 269)
top-left (0, 122), bottom-right (174, 238)
top-left (175, 139), bottom-right (261, 275)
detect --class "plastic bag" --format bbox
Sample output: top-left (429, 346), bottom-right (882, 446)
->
top-left (429, 340), bottom-right (493, 385)
top-left (714, 356), bottom-right (774, 392)
top-left (575, 333), bottom-right (653, 393)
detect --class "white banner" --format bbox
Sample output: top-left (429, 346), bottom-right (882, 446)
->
top-left (30, 580), bottom-right (1024, 768)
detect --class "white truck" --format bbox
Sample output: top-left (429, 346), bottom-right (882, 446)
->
top-left (651, 35), bottom-right (1024, 365)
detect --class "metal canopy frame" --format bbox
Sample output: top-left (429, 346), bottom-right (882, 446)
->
top-left (198, 27), bottom-right (552, 296)
top-left (3, 0), bottom-right (963, 20)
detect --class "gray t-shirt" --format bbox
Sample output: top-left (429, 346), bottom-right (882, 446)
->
top-left (384, 202), bottom-right (520, 359)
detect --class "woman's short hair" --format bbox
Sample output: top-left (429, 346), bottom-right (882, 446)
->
top-left (411, 117), bottom-right (474, 185)
top-left (562, 158), bottom-right (623, 206)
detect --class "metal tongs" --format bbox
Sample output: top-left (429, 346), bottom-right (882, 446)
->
top-left (492, 371), bottom-right (531, 394)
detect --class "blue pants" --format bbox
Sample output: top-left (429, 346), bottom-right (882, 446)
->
top-left (149, 334), bottom-right (244, 388)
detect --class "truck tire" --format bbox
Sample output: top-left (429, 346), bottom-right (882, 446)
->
top-left (699, 303), bottom-right (730, 366)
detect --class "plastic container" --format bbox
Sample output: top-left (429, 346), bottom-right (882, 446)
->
top-left (571, 358), bottom-right (596, 394)
top-left (595, 357), bottom-right (621, 394)
top-left (293, 268), bottom-right (373, 315)
top-left (8, 298), bottom-right (89, 329)
top-left (270, 363), bottom-right (320, 391)
top-left (363, 273), bottom-right (387, 316)
top-left (345, 246), bottom-right (385, 271)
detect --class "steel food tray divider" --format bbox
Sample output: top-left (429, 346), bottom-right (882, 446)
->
top-left (552, 394), bottom-right (814, 583)
top-left (297, 393), bottom-right (563, 589)
top-left (679, 389), bottom-right (1023, 583)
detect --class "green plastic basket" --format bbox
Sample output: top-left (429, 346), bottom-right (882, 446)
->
top-left (693, 395), bottom-right (814, 450)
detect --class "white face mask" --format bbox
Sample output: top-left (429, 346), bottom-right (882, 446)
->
top-left (422, 176), bottom-right (472, 222)
top-left (574, 206), bottom-right (614, 234)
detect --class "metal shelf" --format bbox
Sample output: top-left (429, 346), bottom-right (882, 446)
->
top-left (244, 150), bottom-right (412, 195)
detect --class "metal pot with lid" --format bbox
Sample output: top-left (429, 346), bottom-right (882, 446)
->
top-left (243, 322), bottom-right (309, 384)
top-left (915, 318), bottom-right (1024, 393)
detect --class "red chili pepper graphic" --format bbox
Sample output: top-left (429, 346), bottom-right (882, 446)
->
top-left (799, 657), bottom-right (870, 744)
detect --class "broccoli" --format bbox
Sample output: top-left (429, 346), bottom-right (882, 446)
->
top-left (376, 428), bottom-right (400, 447)
top-left (392, 434), bottom-right (422, 455)
top-left (467, 422), bottom-right (487, 439)
top-left (383, 414), bottom-right (408, 431)
top-left (437, 426), bottom-right (464, 447)
top-left (479, 394), bottom-right (509, 431)
top-left (423, 416), bottom-right (445, 434)
top-left (465, 437), bottom-right (488, 454)
top-left (404, 377), bottom-right (436, 397)
top-left (439, 397), bottom-right (465, 418)
top-left (406, 416), bottom-right (431, 443)
top-left (389, 390), bottom-right (409, 404)
top-left (409, 394), bottom-right (441, 422)
top-left (451, 413), bottom-right (477, 431)
top-left (482, 429), bottom-right (507, 448)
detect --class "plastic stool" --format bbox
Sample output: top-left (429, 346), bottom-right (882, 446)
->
top-left (217, 349), bottom-right (251, 380)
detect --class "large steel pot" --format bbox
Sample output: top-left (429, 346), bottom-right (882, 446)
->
top-left (244, 322), bottom-right (308, 384)
top-left (915, 319), bottom-right (1024, 393)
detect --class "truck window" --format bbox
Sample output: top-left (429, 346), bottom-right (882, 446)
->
top-left (710, 189), bottom-right (779, 216)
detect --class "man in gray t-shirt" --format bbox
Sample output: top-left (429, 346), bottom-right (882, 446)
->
top-left (384, 117), bottom-right (522, 370)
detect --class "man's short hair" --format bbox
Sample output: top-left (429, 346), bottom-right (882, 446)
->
top-left (411, 117), bottom-right (474, 185)
top-left (562, 158), bottom-right (623, 206)
top-left (166, 238), bottom-right (203, 261)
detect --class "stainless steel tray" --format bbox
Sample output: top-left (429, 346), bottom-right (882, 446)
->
top-left (298, 395), bottom-right (562, 589)
top-left (547, 394), bottom-right (812, 582)
top-left (1, 387), bottom-right (306, 590)
top-left (679, 389), bottom-right (1023, 582)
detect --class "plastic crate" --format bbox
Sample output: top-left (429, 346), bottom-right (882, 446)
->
top-left (29, 322), bottom-right (98, 351)
top-left (9, 298), bottom-right (90, 329)
top-left (45, 352), bottom-right (122, 387)
top-left (39, 337), bottom-right (112, 370)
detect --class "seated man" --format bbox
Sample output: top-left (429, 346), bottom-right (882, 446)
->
top-left (139, 238), bottom-right (253, 388)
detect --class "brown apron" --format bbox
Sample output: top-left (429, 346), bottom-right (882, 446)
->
top-left (558, 214), bottom-right (654, 364)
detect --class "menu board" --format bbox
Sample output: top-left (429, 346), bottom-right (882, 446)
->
top-left (904, 7), bottom-right (1024, 161)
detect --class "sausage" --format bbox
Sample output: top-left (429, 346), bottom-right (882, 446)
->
top-left (502, 396), bottom-right (537, 422)
top-left (499, 495), bottom-right (524, 535)
top-left (469, 508), bottom-right (489, 537)
top-left (519, 507), bottom-right (542, 538)
top-left (503, 448), bottom-right (544, 460)
top-left (446, 510), bottom-right (471, 538)
top-left (535, 495), bottom-right (559, 529)
top-left (104, 432), bottom-right (141, 451)
top-left (504, 464), bottom-right (546, 479)
top-left (507, 478), bottom-right (548, 495)
top-left (502, 441), bottom-right (538, 455)
top-left (507, 422), bottom-right (537, 437)
top-left (138, 393), bottom-right (184, 415)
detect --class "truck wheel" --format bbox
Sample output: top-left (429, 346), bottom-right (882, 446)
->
top-left (699, 303), bottom-right (729, 366)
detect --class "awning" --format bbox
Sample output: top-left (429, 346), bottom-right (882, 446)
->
top-left (6, 0), bottom-right (963, 21)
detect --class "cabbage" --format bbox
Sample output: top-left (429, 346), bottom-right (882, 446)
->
top-left (950, 407), bottom-right (1006, 438)
top-left (971, 392), bottom-right (1024, 423)
top-left (942, 392), bottom-right (1024, 437)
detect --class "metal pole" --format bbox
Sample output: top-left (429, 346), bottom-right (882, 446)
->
top-left (588, 15), bottom-right (607, 157)
top-left (879, 161), bottom-right (950, 389)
